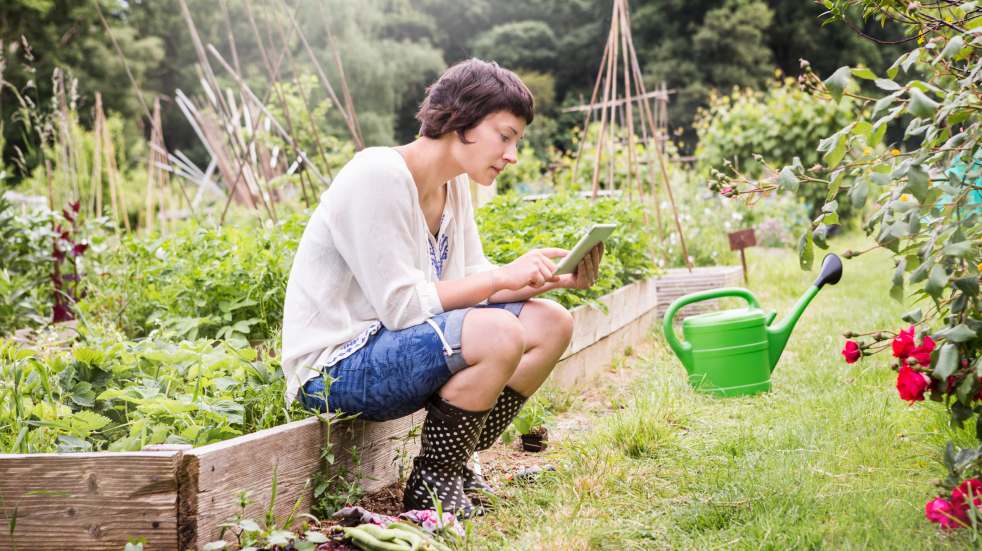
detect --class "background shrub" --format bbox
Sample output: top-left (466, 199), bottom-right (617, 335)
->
top-left (695, 76), bottom-right (858, 219)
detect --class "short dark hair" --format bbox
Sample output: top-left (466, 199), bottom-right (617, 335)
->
top-left (416, 58), bottom-right (534, 143)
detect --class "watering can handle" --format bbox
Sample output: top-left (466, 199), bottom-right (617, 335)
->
top-left (662, 288), bottom-right (761, 355)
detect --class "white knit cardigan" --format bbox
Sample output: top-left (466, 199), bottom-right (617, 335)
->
top-left (280, 147), bottom-right (496, 403)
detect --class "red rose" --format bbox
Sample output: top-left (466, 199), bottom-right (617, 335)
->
top-left (896, 364), bottom-right (930, 402)
top-left (925, 497), bottom-right (966, 529)
top-left (841, 340), bottom-right (861, 364)
top-left (892, 325), bottom-right (916, 359)
top-left (909, 335), bottom-right (936, 367)
top-left (952, 479), bottom-right (982, 514)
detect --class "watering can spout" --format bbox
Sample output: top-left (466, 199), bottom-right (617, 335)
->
top-left (766, 253), bottom-right (843, 372)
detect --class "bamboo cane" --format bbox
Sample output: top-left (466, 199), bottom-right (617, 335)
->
top-left (570, 37), bottom-right (610, 189)
top-left (618, 0), bottom-right (644, 212)
top-left (590, 15), bottom-right (617, 199)
top-left (278, 0), bottom-right (363, 149)
top-left (92, 93), bottom-right (104, 219)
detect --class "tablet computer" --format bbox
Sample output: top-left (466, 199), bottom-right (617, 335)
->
top-left (553, 223), bottom-right (617, 276)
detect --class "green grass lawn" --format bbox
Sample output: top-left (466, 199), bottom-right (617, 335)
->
top-left (470, 234), bottom-right (980, 550)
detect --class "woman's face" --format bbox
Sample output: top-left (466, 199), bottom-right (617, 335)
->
top-left (453, 110), bottom-right (527, 186)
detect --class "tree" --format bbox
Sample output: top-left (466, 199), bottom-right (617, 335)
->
top-left (471, 21), bottom-right (558, 74)
top-left (0, 0), bottom-right (163, 179)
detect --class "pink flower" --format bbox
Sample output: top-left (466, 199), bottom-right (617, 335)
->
top-left (841, 340), bottom-right (861, 364)
top-left (925, 497), bottom-right (966, 529)
top-left (892, 325), bottom-right (916, 359)
top-left (909, 335), bottom-right (936, 367)
top-left (896, 364), bottom-right (930, 402)
top-left (720, 186), bottom-right (736, 198)
top-left (952, 479), bottom-right (982, 515)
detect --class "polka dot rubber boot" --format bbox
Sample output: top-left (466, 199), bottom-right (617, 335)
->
top-left (462, 386), bottom-right (528, 495)
top-left (402, 395), bottom-right (490, 517)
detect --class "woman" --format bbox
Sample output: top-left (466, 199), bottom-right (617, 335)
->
top-left (281, 58), bottom-right (604, 516)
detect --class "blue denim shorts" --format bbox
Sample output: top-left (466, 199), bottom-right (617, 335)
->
top-left (298, 301), bottom-right (525, 421)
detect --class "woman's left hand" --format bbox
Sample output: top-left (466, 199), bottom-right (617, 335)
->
top-left (557, 242), bottom-right (604, 290)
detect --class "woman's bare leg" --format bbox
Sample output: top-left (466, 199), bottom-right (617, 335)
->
top-left (439, 308), bottom-right (524, 410)
top-left (506, 298), bottom-right (574, 397)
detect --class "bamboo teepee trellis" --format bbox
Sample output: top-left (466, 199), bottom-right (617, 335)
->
top-left (573, 0), bottom-right (692, 271)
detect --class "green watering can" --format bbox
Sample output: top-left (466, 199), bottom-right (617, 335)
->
top-left (662, 254), bottom-right (843, 397)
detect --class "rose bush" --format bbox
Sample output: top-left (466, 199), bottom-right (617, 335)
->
top-left (709, 0), bottom-right (982, 529)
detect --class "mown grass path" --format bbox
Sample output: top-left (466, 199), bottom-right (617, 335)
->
top-left (472, 235), bottom-right (978, 550)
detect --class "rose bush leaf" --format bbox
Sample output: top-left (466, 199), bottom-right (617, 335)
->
top-left (935, 324), bottom-right (978, 343)
top-left (925, 264), bottom-right (949, 298)
top-left (875, 78), bottom-right (902, 91)
top-left (851, 66), bottom-right (877, 80)
top-left (941, 36), bottom-right (965, 60)
top-left (954, 276), bottom-right (980, 297)
top-left (943, 241), bottom-right (975, 258)
top-left (908, 88), bottom-right (939, 119)
top-left (778, 166), bottom-right (800, 192)
top-left (823, 66), bottom-right (852, 101)
top-left (798, 231), bottom-right (814, 270)
top-left (902, 308), bottom-right (923, 324)
top-left (934, 342), bottom-right (960, 381)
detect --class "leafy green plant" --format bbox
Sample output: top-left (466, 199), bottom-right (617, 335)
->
top-left (0, 336), bottom-right (307, 453)
top-left (477, 191), bottom-right (657, 309)
top-left (311, 411), bottom-right (368, 519)
top-left (696, 75), bottom-right (859, 219)
top-left (0, 196), bottom-right (52, 334)
top-left (77, 213), bottom-right (305, 345)
top-left (501, 396), bottom-right (553, 445)
top-left (208, 471), bottom-right (328, 551)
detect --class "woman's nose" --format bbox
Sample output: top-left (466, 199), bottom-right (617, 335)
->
top-left (503, 143), bottom-right (518, 163)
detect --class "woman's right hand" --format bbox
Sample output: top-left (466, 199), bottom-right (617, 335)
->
top-left (493, 248), bottom-right (569, 291)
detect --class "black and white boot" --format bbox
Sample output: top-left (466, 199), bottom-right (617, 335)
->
top-left (402, 395), bottom-right (490, 517)
top-left (462, 386), bottom-right (528, 495)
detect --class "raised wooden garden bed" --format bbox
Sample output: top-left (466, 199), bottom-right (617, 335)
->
top-left (0, 265), bottom-right (741, 551)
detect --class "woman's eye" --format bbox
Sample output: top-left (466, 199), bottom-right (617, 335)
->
top-left (501, 135), bottom-right (510, 142)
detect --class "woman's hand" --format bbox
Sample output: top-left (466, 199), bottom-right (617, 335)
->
top-left (557, 242), bottom-right (604, 290)
top-left (494, 248), bottom-right (568, 291)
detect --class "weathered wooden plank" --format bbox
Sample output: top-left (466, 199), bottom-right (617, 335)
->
top-left (0, 451), bottom-right (181, 551)
top-left (563, 276), bottom-right (658, 359)
top-left (553, 309), bottom-right (658, 388)
top-left (655, 266), bottom-right (744, 319)
top-left (180, 411), bottom-right (424, 550)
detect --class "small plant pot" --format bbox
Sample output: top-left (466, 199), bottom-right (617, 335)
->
top-left (520, 427), bottom-right (548, 452)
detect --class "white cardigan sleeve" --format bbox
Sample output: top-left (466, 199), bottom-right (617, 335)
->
top-left (327, 164), bottom-right (444, 330)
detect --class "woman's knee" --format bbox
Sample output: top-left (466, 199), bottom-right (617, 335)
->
top-left (524, 298), bottom-right (574, 347)
top-left (461, 308), bottom-right (525, 368)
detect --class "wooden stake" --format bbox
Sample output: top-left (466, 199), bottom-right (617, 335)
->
top-left (617, 0), bottom-right (644, 211)
top-left (590, 16), bottom-right (618, 199)
top-left (92, 93), bottom-right (104, 219)
top-left (570, 37), bottom-right (610, 190)
top-left (605, 1), bottom-right (620, 194)
top-left (279, 0), bottom-right (363, 149)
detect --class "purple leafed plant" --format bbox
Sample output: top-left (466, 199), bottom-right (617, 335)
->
top-left (51, 200), bottom-right (88, 323)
